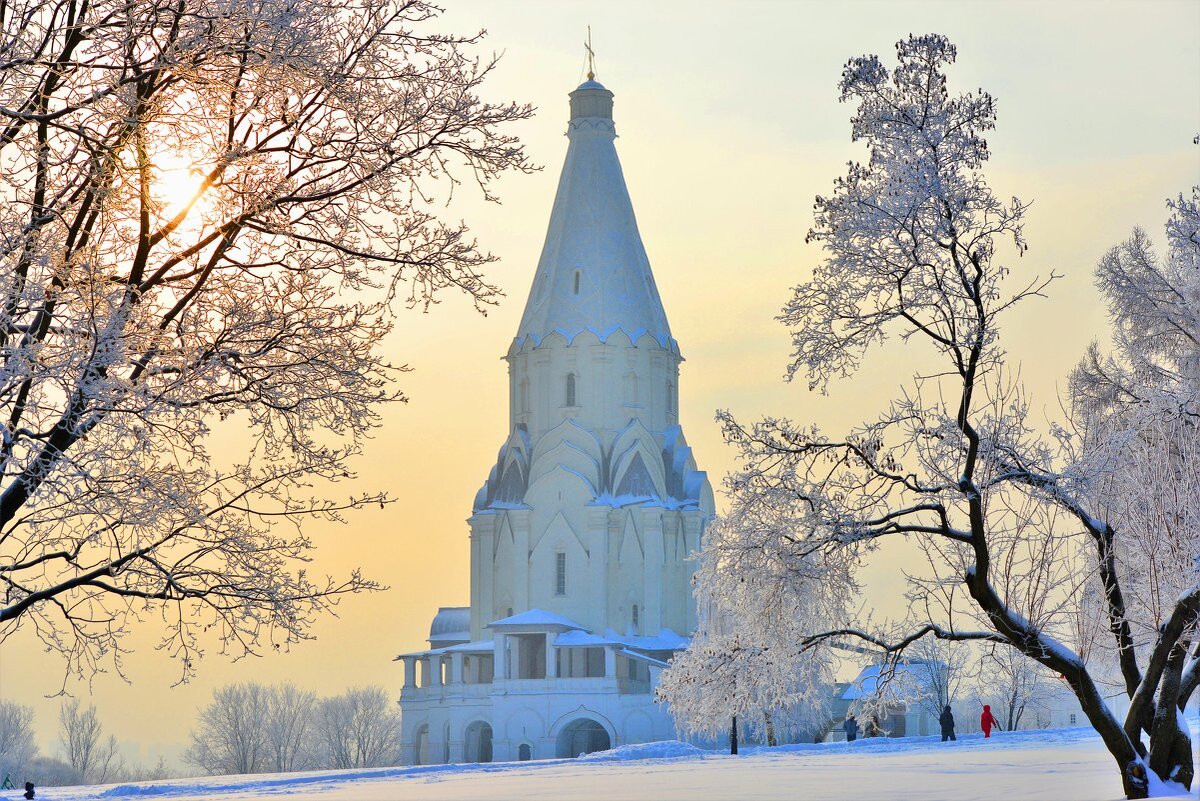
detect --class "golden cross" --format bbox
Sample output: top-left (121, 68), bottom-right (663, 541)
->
top-left (585, 26), bottom-right (596, 80)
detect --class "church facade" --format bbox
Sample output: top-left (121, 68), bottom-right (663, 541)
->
top-left (396, 75), bottom-right (713, 765)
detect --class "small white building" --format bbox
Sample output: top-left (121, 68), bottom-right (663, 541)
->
top-left (395, 74), bottom-right (714, 765)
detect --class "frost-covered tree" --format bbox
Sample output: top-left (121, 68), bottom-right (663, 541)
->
top-left (186, 683), bottom-right (270, 775)
top-left (187, 682), bottom-right (322, 775)
top-left (313, 686), bottom-right (400, 769)
top-left (714, 34), bottom-right (1194, 798)
top-left (1067, 187), bottom-right (1200, 790)
top-left (0, 701), bottom-right (38, 781)
top-left (0, 0), bottom-right (533, 681)
top-left (906, 636), bottom-right (972, 723)
top-left (58, 699), bottom-right (122, 784)
top-left (262, 684), bottom-right (318, 773)
top-left (977, 643), bottom-right (1060, 731)
top-left (657, 497), bottom-right (840, 746)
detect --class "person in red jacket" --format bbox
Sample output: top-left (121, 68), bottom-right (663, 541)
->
top-left (981, 704), bottom-right (999, 738)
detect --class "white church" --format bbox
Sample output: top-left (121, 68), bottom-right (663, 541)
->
top-left (395, 73), bottom-right (714, 764)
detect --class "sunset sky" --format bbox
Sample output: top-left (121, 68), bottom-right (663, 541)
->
top-left (2, 0), bottom-right (1197, 768)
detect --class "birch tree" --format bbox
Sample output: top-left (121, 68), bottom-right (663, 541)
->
top-left (0, 0), bottom-right (533, 681)
top-left (714, 34), bottom-right (1195, 798)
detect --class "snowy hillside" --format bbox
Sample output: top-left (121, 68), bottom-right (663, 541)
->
top-left (33, 727), bottom-right (1194, 801)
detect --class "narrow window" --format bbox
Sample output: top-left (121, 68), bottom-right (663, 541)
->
top-left (566, 373), bottom-right (577, 407)
top-left (519, 378), bottom-right (529, 413)
top-left (666, 380), bottom-right (676, 415)
top-left (573, 270), bottom-right (581, 294)
top-left (632, 604), bottom-right (640, 633)
top-left (555, 552), bottom-right (566, 596)
top-left (1069, 713), bottom-right (1076, 726)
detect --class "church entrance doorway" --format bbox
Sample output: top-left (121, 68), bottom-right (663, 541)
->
top-left (464, 721), bottom-right (493, 763)
top-left (556, 718), bottom-right (611, 758)
top-left (414, 725), bottom-right (430, 765)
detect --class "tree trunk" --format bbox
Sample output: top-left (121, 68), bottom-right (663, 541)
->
top-left (764, 711), bottom-right (777, 747)
top-left (730, 715), bottom-right (738, 755)
top-left (1148, 642), bottom-right (1193, 790)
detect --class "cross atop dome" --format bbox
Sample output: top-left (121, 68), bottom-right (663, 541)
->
top-left (585, 25), bottom-right (597, 81)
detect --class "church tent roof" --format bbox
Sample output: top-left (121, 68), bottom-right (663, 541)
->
top-left (513, 79), bottom-right (676, 353)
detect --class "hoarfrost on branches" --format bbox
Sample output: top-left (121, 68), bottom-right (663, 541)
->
top-left (707, 33), bottom-right (1197, 799)
top-left (0, 0), bottom-right (534, 681)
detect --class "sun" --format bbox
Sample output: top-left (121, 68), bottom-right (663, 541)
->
top-left (151, 149), bottom-right (212, 224)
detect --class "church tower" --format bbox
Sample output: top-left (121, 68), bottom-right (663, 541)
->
top-left (398, 74), bottom-right (713, 766)
top-left (468, 77), bottom-right (713, 642)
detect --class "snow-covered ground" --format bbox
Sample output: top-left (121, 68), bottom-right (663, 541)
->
top-left (35, 727), bottom-right (1194, 801)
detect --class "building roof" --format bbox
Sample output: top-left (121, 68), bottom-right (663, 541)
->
top-left (486, 608), bottom-right (588, 631)
top-left (428, 607), bottom-right (470, 644)
top-left (841, 661), bottom-right (947, 700)
top-left (514, 79), bottom-right (675, 352)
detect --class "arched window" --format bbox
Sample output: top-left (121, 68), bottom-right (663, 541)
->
top-left (631, 604), bottom-right (640, 633)
top-left (573, 270), bottom-right (581, 294)
top-left (666, 380), bottom-right (676, 415)
top-left (624, 372), bottom-right (638, 405)
top-left (565, 373), bottom-right (577, 407)
top-left (519, 378), bottom-right (529, 413)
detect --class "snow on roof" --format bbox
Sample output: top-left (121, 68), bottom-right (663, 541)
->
top-left (841, 661), bottom-right (946, 700)
top-left (553, 630), bottom-right (620, 647)
top-left (616, 648), bottom-right (670, 669)
top-left (441, 640), bottom-right (495, 653)
top-left (486, 609), bottom-right (587, 631)
top-left (603, 627), bottom-right (690, 651)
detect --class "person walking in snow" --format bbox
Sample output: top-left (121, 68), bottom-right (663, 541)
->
top-left (939, 705), bottom-right (956, 742)
top-left (843, 714), bottom-right (859, 742)
top-left (980, 704), bottom-right (999, 738)
top-left (865, 714), bottom-right (883, 738)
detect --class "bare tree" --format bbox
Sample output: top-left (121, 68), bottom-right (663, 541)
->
top-left (0, 701), bottom-right (38, 782)
top-left (977, 643), bottom-right (1060, 731)
top-left (58, 699), bottom-right (122, 784)
top-left (0, 0), bottom-right (533, 681)
top-left (713, 34), bottom-right (1195, 798)
top-left (313, 686), bottom-right (400, 769)
top-left (907, 637), bottom-right (972, 722)
top-left (186, 683), bottom-right (270, 776)
top-left (262, 684), bottom-right (318, 773)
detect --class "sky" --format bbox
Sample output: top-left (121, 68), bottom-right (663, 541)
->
top-left (2, 0), bottom-right (1198, 771)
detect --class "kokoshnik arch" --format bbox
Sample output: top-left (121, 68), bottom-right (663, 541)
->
top-left (395, 73), bottom-right (714, 764)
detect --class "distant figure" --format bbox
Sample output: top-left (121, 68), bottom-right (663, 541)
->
top-left (843, 713), bottom-right (859, 742)
top-left (23, 781), bottom-right (34, 800)
top-left (865, 714), bottom-right (883, 738)
top-left (981, 704), bottom-right (999, 738)
top-left (940, 705), bottom-right (956, 741)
